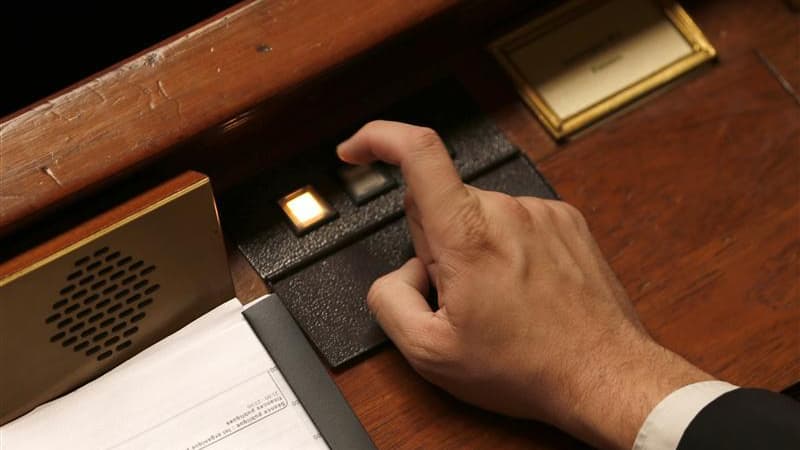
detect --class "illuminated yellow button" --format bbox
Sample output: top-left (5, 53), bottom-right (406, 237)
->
top-left (287, 192), bottom-right (324, 223)
top-left (278, 186), bottom-right (337, 235)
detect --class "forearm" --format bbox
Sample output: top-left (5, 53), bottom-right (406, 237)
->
top-left (558, 336), bottom-right (714, 449)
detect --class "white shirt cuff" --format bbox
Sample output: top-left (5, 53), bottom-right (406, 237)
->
top-left (632, 380), bottom-right (738, 450)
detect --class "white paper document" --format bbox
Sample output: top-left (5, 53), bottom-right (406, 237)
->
top-left (0, 299), bottom-right (329, 450)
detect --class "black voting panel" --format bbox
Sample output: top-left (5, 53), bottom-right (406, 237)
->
top-left (223, 80), bottom-right (520, 281)
top-left (273, 156), bottom-right (556, 366)
top-left (223, 78), bottom-right (557, 367)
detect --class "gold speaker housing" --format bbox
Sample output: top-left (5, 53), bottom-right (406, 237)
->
top-left (0, 172), bottom-right (234, 425)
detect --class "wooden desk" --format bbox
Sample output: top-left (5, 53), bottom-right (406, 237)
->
top-left (331, 2), bottom-right (800, 448)
top-left (2, 0), bottom-right (798, 448)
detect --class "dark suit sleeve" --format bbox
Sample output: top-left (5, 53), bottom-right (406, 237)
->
top-left (677, 388), bottom-right (800, 450)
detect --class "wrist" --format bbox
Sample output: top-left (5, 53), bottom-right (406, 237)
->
top-left (560, 333), bottom-right (714, 449)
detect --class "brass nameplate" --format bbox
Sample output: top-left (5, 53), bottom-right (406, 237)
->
top-left (491, 0), bottom-right (716, 139)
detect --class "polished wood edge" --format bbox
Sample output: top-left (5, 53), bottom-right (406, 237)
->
top-left (0, 171), bottom-right (208, 281)
top-left (0, 0), bottom-right (459, 238)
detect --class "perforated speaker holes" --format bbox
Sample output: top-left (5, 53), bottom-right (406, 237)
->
top-left (45, 246), bottom-right (160, 362)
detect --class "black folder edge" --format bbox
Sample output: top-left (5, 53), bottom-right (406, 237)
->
top-left (242, 294), bottom-right (376, 450)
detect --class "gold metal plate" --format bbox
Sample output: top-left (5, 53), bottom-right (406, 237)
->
top-left (491, 0), bottom-right (716, 139)
top-left (0, 176), bottom-right (234, 425)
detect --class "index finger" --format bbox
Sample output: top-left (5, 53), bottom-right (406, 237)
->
top-left (336, 120), bottom-right (470, 223)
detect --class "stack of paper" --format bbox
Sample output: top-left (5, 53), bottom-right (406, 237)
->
top-left (0, 299), bottom-right (329, 450)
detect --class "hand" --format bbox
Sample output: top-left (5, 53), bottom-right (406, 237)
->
top-left (337, 121), bottom-right (713, 449)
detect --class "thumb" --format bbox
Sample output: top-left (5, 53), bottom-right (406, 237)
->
top-left (367, 257), bottom-right (435, 356)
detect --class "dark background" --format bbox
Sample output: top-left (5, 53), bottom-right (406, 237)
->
top-left (1, 1), bottom-right (241, 118)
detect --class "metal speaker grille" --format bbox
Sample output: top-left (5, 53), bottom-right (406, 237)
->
top-left (45, 246), bottom-right (160, 361)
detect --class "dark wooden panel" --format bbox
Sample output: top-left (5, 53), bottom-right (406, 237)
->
top-left (4, 0), bottom-right (796, 448)
top-left (154, 0), bottom-right (542, 193)
top-left (0, 0), bottom-right (462, 237)
top-left (324, 1), bottom-right (799, 449)
top-left (536, 0), bottom-right (800, 391)
top-left (0, 1), bottom-right (241, 118)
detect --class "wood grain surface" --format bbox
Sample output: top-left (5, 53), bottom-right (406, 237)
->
top-left (228, 0), bottom-right (799, 447)
top-left (535, 0), bottom-right (800, 392)
top-left (0, 0), bottom-right (462, 237)
top-left (3, 0), bottom-right (798, 448)
top-left (326, 1), bottom-right (799, 449)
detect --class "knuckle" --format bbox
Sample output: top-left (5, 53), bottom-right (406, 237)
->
top-left (405, 334), bottom-right (438, 366)
top-left (408, 126), bottom-right (444, 153)
top-left (447, 197), bottom-right (493, 251)
top-left (555, 201), bottom-right (581, 218)
top-left (359, 120), bottom-right (382, 137)
top-left (520, 196), bottom-right (550, 219)
top-left (498, 193), bottom-right (532, 223)
top-left (551, 201), bottom-right (587, 227)
top-left (364, 119), bottom-right (390, 130)
top-left (520, 198), bottom-right (586, 228)
top-left (366, 276), bottom-right (392, 313)
top-left (406, 329), bottom-right (461, 377)
top-left (403, 191), bottom-right (413, 207)
top-left (403, 192), bottom-right (416, 211)
top-left (411, 351), bottom-right (448, 380)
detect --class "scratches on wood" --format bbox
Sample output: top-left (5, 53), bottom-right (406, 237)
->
top-left (153, 80), bottom-right (184, 119)
top-left (755, 49), bottom-right (800, 106)
top-left (40, 166), bottom-right (63, 187)
top-left (88, 80), bottom-right (108, 104)
top-left (0, 0), bottom-right (460, 234)
top-left (144, 51), bottom-right (164, 68)
top-left (183, 0), bottom-right (266, 41)
top-left (157, 80), bottom-right (170, 100)
top-left (147, 89), bottom-right (157, 111)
